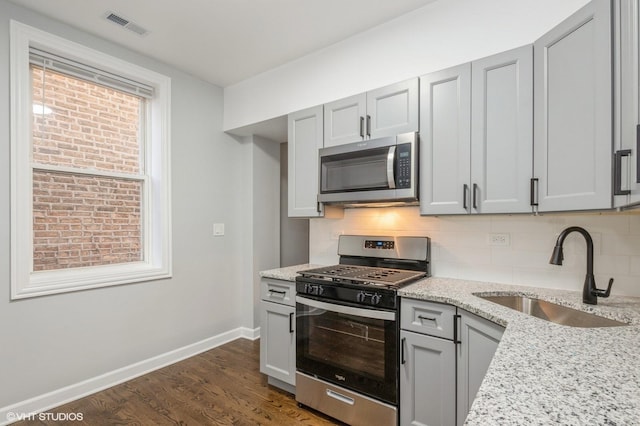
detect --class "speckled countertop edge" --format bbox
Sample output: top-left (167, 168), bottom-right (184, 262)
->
top-left (259, 264), bottom-right (322, 282)
top-left (399, 277), bottom-right (640, 425)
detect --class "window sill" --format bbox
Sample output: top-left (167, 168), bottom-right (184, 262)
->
top-left (12, 262), bottom-right (172, 299)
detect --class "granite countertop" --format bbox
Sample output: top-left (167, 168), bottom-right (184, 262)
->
top-left (399, 278), bottom-right (640, 425)
top-left (259, 264), bottom-right (322, 282)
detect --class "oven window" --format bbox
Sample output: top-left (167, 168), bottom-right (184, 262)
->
top-left (308, 310), bottom-right (386, 379)
top-left (297, 299), bottom-right (398, 404)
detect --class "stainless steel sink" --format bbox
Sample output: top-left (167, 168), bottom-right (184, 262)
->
top-left (478, 295), bottom-right (628, 328)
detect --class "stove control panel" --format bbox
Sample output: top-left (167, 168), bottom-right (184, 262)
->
top-left (296, 279), bottom-right (397, 310)
top-left (364, 240), bottom-right (395, 250)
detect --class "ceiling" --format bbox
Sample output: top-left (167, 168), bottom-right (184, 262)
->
top-left (9, 0), bottom-right (437, 88)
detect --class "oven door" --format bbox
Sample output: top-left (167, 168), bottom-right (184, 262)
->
top-left (296, 295), bottom-right (398, 404)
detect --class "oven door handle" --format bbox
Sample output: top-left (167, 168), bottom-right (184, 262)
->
top-left (296, 296), bottom-right (396, 321)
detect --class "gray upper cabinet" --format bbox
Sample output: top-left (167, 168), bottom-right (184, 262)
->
top-left (288, 106), bottom-right (323, 217)
top-left (421, 46), bottom-right (533, 216)
top-left (615, 0), bottom-right (640, 207)
top-left (367, 79), bottom-right (419, 140)
top-left (323, 78), bottom-right (419, 147)
top-left (323, 94), bottom-right (366, 147)
top-left (533, 0), bottom-right (613, 212)
top-left (471, 45), bottom-right (534, 214)
top-left (420, 63), bottom-right (472, 215)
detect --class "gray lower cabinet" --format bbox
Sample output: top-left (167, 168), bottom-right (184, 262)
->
top-left (400, 299), bottom-right (456, 426)
top-left (533, 0), bottom-right (613, 212)
top-left (456, 310), bottom-right (505, 426)
top-left (259, 278), bottom-right (296, 392)
top-left (400, 330), bottom-right (456, 426)
top-left (400, 299), bottom-right (504, 426)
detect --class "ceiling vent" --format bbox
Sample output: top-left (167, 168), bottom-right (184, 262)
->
top-left (104, 11), bottom-right (149, 36)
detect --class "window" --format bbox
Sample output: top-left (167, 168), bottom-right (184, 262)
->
top-left (10, 21), bottom-right (172, 299)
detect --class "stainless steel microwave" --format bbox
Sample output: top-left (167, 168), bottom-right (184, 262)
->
top-left (318, 132), bottom-right (418, 204)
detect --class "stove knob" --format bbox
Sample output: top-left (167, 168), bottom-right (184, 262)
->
top-left (318, 285), bottom-right (324, 296)
top-left (356, 291), bottom-right (366, 303)
top-left (304, 283), bottom-right (312, 294)
top-left (371, 293), bottom-right (382, 305)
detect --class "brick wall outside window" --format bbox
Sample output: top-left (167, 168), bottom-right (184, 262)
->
top-left (31, 66), bottom-right (143, 271)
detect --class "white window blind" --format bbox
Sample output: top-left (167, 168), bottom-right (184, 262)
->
top-left (29, 47), bottom-right (154, 99)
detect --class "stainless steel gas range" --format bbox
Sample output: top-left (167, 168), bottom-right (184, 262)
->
top-left (295, 235), bottom-right (431, 426)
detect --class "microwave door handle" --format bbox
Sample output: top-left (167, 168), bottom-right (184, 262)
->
top-left (387, 146), bottom-right (396, 189)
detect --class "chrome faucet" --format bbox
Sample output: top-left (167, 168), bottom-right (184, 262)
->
top-left (549, 226), bottom-right (614, 305)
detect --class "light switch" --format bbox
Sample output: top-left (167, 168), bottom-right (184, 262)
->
top-left (213, 223), bottom-right (225, 236)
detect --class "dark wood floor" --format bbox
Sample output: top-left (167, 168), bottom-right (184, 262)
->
top-left (16, 339), bottom-right (339, 425)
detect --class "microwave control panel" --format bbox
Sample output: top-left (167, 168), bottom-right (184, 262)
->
top-left (396, 143), bottom-right (412, 189)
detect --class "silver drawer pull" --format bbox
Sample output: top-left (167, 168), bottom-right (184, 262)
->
top-left (326, 389), bottom-right (355, 405)
top-left (418, 315), bottom-right (437, 322)
top-left (268, 289), bottom-right (286, 296)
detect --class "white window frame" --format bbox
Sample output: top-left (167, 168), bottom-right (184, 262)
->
top-left (10, 20), bottom-right (172, 299)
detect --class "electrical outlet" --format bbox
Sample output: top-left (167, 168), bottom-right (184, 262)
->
top-left (488, 233), bottom-right (510, 246)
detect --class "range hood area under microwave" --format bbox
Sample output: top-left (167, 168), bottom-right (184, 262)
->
top-left (318, 132), bottom-right (418, 206)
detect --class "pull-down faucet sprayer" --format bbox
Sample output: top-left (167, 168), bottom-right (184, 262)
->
top-left (549, 226), bottom-right (614, 305)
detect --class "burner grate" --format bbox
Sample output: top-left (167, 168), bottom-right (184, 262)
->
top-left (299, 265), bottom-right (425, 287)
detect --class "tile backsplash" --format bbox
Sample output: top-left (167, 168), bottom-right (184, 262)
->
top-left (309, 207), bottom-right (640, 297)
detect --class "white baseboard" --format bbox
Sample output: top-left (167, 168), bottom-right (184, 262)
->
top-left (0, 326), bottom-right (260, 425)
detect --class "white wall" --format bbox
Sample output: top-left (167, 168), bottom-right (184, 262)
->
top-left (0, 0), bottom-right (261, 411)
top-left (223, 0), bottom-right (590, 131)
top-left (310, 208), bottom-right (640, 297)
top-left (250, 136), bottom-right (282, 328)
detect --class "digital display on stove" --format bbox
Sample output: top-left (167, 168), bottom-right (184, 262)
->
top-left (364, 240), bottom-right (394, 250)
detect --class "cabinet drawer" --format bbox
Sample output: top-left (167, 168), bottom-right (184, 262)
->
top-left (260, 278), bottom-right (296, 306)
top-left (401, 298), bottom-right (456, 340)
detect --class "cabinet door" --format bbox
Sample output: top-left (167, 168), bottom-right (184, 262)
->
top-left (260, 301), bottom-right (296, 386)
top-left (400, 330), bottom-right (456, 426)
top-left (456, 311), bottom-right (504, 426)
top-left (367, 78), bottom-right (419, 140)
top-left (616, 0), bottom-right (640, 206)
top-left (534, 0), bottom-right (612, 212)
top-left (323, 93), bottom-right (366, 147)
top-left (471, 45), bottom-right (534, 214)
top-left (420, 64), bottom-right (472, 215)
top-left (288, 106), bottom-right (323, 217)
